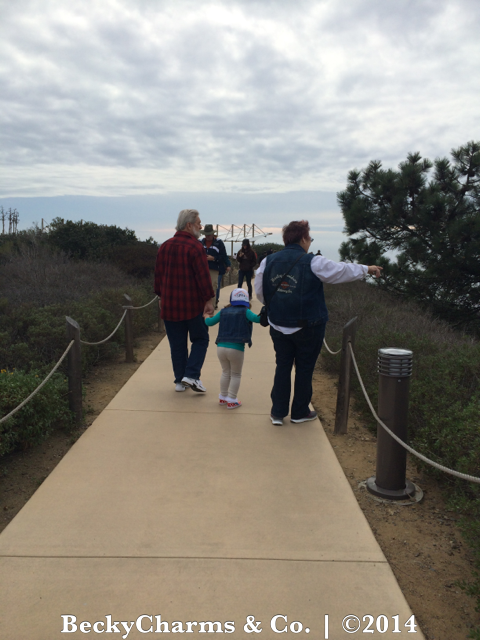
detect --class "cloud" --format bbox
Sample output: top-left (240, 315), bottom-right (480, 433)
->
top-left (1, 0), bottom-right (479, 197)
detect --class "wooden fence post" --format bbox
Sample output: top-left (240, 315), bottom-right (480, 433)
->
top-left (66, 316), bottom-right (82, 426)
top-left (123, 294), bottom-right (134, 363)
top-left (334, 316), bottom-right (358, 435)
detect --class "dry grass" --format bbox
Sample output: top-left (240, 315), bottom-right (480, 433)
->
top-left (0, 243), bottom-right (137, 307)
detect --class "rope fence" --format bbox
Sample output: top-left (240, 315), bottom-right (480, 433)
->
top-left (1, 292), bottom-right (163, 427)
top-left (1, 276), bottom-right (238, 428)
top-left (323, 317), bottom-right (480, 485)
top-left (1, 279), bottom-right (241, 428)
top-left (80, 309), bottom-right (128, 346)
top-left (0, 341), bottom-right (74, 425)
top-left (323, 338), bottom-right (342, 355)
top-left (127, 295), bottom-right (159, 310)
top-left (347, 342), bottom-right (480, 485)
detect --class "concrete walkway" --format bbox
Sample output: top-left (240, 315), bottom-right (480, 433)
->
top-left (0, 285), bottom-right (423, 639)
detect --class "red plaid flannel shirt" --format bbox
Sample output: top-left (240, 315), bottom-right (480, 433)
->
top-left (154, 231), bottom-right (215, 321)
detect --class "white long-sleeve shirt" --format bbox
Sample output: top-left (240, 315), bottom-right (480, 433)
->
top-left (254, 254), bottom-right (368, 334)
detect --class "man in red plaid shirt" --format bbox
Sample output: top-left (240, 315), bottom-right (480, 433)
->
top-left (154, 209), bottom-right (215, 393)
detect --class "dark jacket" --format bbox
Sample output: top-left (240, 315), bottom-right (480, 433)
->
top-left (237, 248), bottom-right (257, 271)
top-left (262, 243), bottom-right (328, 328)
top-left (216, 306), bottom-right (253, 347)
top-left (201, 237), bottom-right (231, 275)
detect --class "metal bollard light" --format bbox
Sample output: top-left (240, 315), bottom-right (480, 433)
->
top-left (367, 348), bottom-right (416, 500)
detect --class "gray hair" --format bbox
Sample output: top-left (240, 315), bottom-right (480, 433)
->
top-left (176, 209), bottom-right (199, 231)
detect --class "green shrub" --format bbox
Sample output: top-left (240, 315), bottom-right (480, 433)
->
top-left (46, 218), bottom-right (138, 261)
top-left (0, 230), bottom-right (160, 457)
top-left (0, 369), bottom-right (73, 456)
top-left (0, 284), bottom-right (158, 374)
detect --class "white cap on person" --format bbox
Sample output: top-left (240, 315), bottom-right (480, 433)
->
top-left (230, 288), bottom-right (249, 307)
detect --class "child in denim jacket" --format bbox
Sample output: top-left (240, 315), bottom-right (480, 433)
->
top-left (205, 288), bottom-right (260, 409)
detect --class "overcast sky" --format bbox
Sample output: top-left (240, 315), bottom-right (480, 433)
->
top-left (1, 0), bottom-right (479, 258)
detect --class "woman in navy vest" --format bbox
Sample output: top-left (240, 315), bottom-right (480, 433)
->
top-left (255, 220), bottom-right (382, 425)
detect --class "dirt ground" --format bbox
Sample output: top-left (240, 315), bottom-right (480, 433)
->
top-left (1, 333), bottom-right (479, 639)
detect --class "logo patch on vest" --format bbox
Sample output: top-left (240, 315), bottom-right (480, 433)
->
top-left (271, 273), bottom-right (297, 294)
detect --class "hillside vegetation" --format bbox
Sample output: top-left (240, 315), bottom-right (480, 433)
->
top-left (0, 221), bottom-right (159, 456)
top-left (320, 280), bottom-right (480, 634)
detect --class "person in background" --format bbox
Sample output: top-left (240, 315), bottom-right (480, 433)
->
top-left (205, 288), bottom-right (260, 409)
top-left (259, 248), bottom-right (274, 263)
top-left (255, 220), bottom-right (382, 425)
top-left (201, 224), bottom-right (231, 309)
top-left (236, 238), bottom-right (257, 299)
top-left (154, 209), bottom-right (215, 393)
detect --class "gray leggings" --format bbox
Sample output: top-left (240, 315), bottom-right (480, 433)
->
top-left (217, 346), bottom-right (245, 399)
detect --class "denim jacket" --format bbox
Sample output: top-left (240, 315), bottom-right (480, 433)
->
top-left (216, 306), bottom-right (253, 347)
top-left (263, 244), bottom-right (328, 327)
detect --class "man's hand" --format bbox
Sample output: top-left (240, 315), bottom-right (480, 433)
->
top-left (226, 266), bottom-right (231, 273)
top-left (207, 255), bottom-right (215, 261)
top-left (203, 301), bottom-right (215, 317)
top-left (367, 265), bottom-right (383, 278)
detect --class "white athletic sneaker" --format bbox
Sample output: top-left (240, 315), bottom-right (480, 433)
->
top-left (175, 383), bottom-right (187, 392)
top-left (181, 377), bottom-right (207, 393)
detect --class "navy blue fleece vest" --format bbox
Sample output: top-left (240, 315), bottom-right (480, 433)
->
top-left (216, 306), bottom-right (253, 347)
top-left (263, 244), bottom-right (328, 327)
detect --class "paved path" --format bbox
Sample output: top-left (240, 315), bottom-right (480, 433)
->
top-left (0, 285), bottom-right (424, 639)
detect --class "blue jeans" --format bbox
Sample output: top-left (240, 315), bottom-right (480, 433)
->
top-left (164, 314), bottom-right (209, 383)
top-left (238, 270), bottom-right (253, 298)
top-left (270, 323), bottom-right (326, 420)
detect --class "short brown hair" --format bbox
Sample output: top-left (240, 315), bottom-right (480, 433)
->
top-left (282, 220), bottom-right (310, 245)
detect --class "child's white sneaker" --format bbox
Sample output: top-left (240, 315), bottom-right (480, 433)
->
top-left (227, 398), bottom-right (242, 410)
top-left (219, 395), bottom-right (228, 406)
